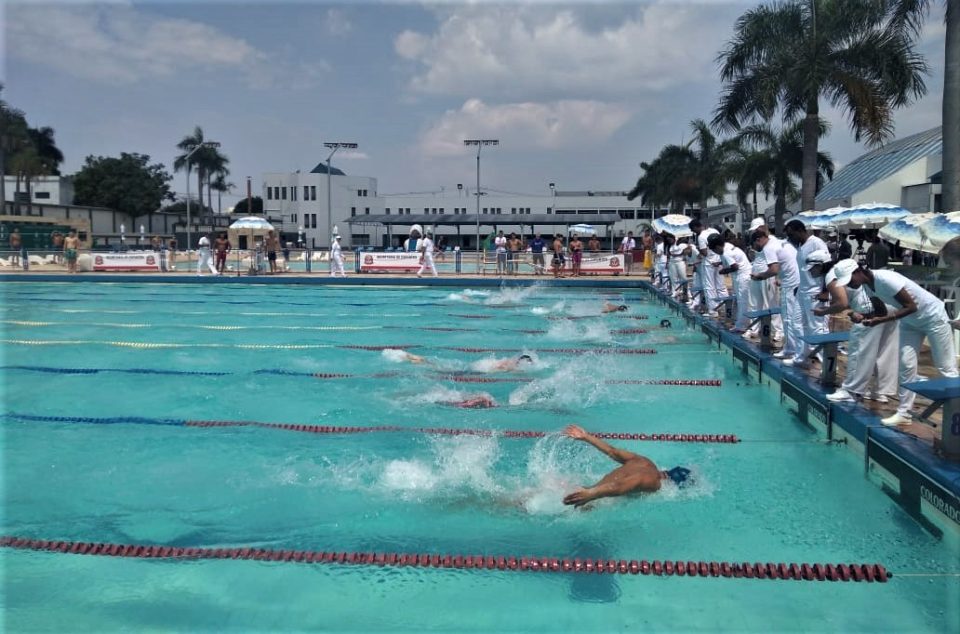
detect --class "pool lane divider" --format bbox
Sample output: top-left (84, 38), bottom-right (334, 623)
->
top-left (3, 413), bottom-right (740, 443)
top-left (0, 537), bottom-right (891, 582)
top-left (1, 366), bottom-right (721, 386)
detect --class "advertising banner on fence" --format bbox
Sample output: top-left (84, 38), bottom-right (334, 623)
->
top-left (575, 254), bottom-right (625, 274)
top-left (92, 251), bottom-right (161, 272)
top-left (359, 252), bottom-right (421, 273)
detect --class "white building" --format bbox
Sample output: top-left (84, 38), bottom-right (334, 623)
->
top-left (3, 175), bottom-right (74, 206)
top-left (263, 162), bottom-right (677, 249)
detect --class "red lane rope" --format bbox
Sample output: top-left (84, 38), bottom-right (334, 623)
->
top-left (0, 537), bottom-right (890, 583)
top-left (613, 328), bottom-right (649, 334)
top-left (437, 376), bottom-right (721, 387)
top-left (440, 347), bottom-right (657, 355)
top-left (548, 315), bottom-right (650, 321)
top-left (182, 420), bottom-right (739, 443)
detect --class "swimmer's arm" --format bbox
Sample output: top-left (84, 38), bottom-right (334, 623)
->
top-left (564, 425), bottom-right (636, 464)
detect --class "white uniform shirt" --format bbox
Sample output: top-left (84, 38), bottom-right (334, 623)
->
top-left (198, 236), bottom-right (210, 249)
top-left (760, 236), bottom-right (783, 278)
top-left (775, 241), bottom-right (800, 289)
top-left (668, 244), bottom-right (686, 259)
top-left (331, 240), bottom-right (342, 259)
top-left (722, 243), bottom-right (751, 272)
top-left (797, 235), bottom-right (829, 293)
top-left (495, 236), bottom-right (507, 253)
top-left (863, 269), bottom-right (948, 328)
top-left (750, 245), bottom-right (768, 276)
top-left (621, 236), bottom-right (636, 252)
top-left (420, 237), bottom-right (434, 256)
top-left (656, 242), bottom-right (666, 264)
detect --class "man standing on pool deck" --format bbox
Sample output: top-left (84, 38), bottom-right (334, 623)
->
top-left (63, 229), bottom-right (80, 274)
top-left (530, 233), bottom-right (546, 275)
top-left (417, 231), bottom-right (438, 278)
top-left (330, 234), bottom-right (346, 277)
top-left (196, 233), bottom-right (218, 276)
top-left (562, 425), bottom-right (691, 506)
top-left (265, 230), bottom-right (281, 274)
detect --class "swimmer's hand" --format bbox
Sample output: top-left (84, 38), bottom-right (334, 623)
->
top-left (563, 487), bottom-right (596, 507)
top-left (563, 424), bottom-right (589, 440)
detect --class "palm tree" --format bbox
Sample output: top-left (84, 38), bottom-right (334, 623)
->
top-left (886, 1), bottom-right (958, 212)
top-left (714, 0), bottom-right (928, 212)
top-left (728, 147), bottom-right (774, 223)
top-left (689, 118), bottom-right (739, 213)
top-left (0, 85), bottom-right (29, 210)
top-left (204, 150), bottom-right (229, 210)
top-left (736, 119), bottom-right (835, 233)
top-left (210, 170), bottom-right (234, 214)
top-left (27, 126), bottom-right (64, 175)
top-left (8, 145), bottom-right (48, 216)
top-left (174, 126), bottom-right (228, 210)
top-left (627, 145), bottom-right (700, 215)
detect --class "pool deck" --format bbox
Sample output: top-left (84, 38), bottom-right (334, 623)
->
top-left (3, 268), bottom-right (959, 538)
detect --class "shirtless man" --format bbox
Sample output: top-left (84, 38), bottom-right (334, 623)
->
top-left (265, 230), bottom-right (281, 274)
top-left (444, 394), bottom-right (497, 409)
top-left (9, 228), bottom-right (22, 266)
top-left (63, 229), bottom-right (80, 274)
top-left (488, 354), bottom-right (533, 372)
top-left (551, 234), bottom-right (565, 278)
top-left (214, 232), bottom-right (231, 274)
top-left (569, 235), bottom-right (583, 276)
top-left (562, 424), bottom-right (692, 507)
top-left (602, 302), bottom-right (628, 313)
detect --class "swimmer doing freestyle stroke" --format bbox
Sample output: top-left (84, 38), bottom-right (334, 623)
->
top-left (562, 425), bottom-right (692, 507)
top-left (602, 302), bottom-right (628, 314)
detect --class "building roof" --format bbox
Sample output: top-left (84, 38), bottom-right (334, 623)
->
top-left (816, 126), bottom-right (942, 203)
top-left (309, 163), bottom-right (346, 176)
top-left (347, 213), bottom-right (622, 228)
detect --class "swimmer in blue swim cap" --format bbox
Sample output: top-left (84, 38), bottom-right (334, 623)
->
top-left (562, 424), bottom-right (693, 507)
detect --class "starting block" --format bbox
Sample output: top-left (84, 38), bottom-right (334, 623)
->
top-left (902, 377), bottom-right (960, 459)
top-left (744, 307), bottom-right (781, 349)
top-left (799, 331), bottom-right (850, 386)
top-left (717, 296), bottom-right (736, 320)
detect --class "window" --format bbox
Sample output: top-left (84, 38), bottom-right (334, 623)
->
top-left (303, 186), bottom-right (309, 200)
top-left (35, 191), bottom-right (50, 199)
top-left (352, 233), bottom-right (370, 246)
top-left (439, 208), bottom-right (444, 215)
top-left (292, 214), bottom-right (297, 223)
top-left (385, 208), bottom-right (391, 215)
top-left (292, 187), bottom-right (297, 201)
top-left (282, 187), bottom-right (287, 200)
top-left (365, 207), bottom-right (369, 215)
top-left (483, 208), bottom-right (488, 213)
top-left (351, 207), bottom-right (356, 216)
top-left (312, 214), bottom-right (318, 228)
top-left (547, 207), bottom-right (552, 214)
top-left (618, 210), bottom-right (635, 220)
top-left (511, 207), bottom-right (516, 213)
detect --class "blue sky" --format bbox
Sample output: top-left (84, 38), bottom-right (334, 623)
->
top-left (3, 1), bottom-right (948, 207)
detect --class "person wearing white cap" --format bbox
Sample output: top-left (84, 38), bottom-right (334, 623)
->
top-left (708, 233), bottom-right (751, 331)
top-left (689, 219), bottom-right (727, 316)
top-left (417, 231), bottom-right (438, 278)
top-left (826, 259), bottom-right (958, 425)
top-left (786, 220), bottom-right (830, 366)
top-left (751, 230), bottom-right (800, 358)
top-left (330, 234), bottom-right (346, 277)
top-left (815, 277), bottom-right (898, 405)
top-left (196, 233), bottom-right (218, 276)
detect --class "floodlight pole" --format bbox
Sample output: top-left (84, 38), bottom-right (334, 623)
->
top-left (324, 142), bottom-right (358, 249)
top-left (184, 141), bottom-right (220, 253)
top-left (463, 139), bottom-right (499, 272)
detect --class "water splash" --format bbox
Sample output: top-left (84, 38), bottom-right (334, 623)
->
top-left (545, 320), bottom-right (612, 344)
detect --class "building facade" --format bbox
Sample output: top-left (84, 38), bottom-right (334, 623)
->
top-left (3, 175), bottom-right (74, 206)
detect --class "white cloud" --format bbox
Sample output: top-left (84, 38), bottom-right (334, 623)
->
top-left (6, 2), bottom-right (327, 89)
top-left (395, 2), bottom-right (731, 100)
top-left (324, 9), bottom-right (353, 36)
top-left (419, 98), bottom-right (632, 156)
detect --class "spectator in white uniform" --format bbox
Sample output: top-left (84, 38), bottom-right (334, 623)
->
top-left (786, 220), bottom-right (830, 365)
top-left (816, 282), bottom-right (898, 404)
top-left (620, 232), bottom-right (636, 275)
top-left (417, 231), bottom-right (438, 278)
top-left (752, 231), bottom-right (801, 360)
top-left (826, 259), bottom-right (958, 426)
top-left (689, 219), bottom-right (726, 315)
top-left (654, 235), bottom-right (668, 289)
top-left (330, 234), bottom-right (346, 278)
top-left (709, 234), bottom-right (751, 332)
top-left (196, 234), bottom-right (218, 276)
top-left (667, 235), bottom-right (690, 298)
top-left (747, 229), bottom-right (785, 342)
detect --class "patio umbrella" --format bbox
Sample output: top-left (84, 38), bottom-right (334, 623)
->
top-left (878, 213), bottom-right (939, 254)
top-left (840, 203), bottom-right (911, 229)
top-left (807, 206), bottom-right (850, 230)
top-left (569, 223), bottom-right (597, 236)
top-left (652, 214), bottom-right (693, 238)
top-left (228, 216), bottom-right (275, 249)
top-left (918, 211), bottom-right (960, 250)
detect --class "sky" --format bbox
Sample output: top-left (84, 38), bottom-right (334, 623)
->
top-left (2, 0), bottom-right (948, 208)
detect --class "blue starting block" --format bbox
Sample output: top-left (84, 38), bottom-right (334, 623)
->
top-left (717, 296), bottom-right (736, 320)
top-left (799, 331), bottom-right (849, 386)
top-left (744, 307), bottom-right (781, 349)
top-left (902, 377), bottom-right (960, 459)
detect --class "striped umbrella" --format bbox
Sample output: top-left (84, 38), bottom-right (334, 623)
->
top-left (918, 211), bottom-right (960, 250)
top-left (652, 214), bottom-right (694, 238)
top-left (842, 203), bottom-right (912, 229)
top-left (808, 206), bottom-right (850, 230)
top-left (878, 213), bottom-right (939, 254)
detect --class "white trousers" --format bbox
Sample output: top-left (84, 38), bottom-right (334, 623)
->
top-left (797, 291), bottom-right (828, 359)
top-left (418, 253), bottom-right (438, 277)
top-left (842, 320), bottom-right (898, 396)
top-left (780, 285), bottom-right (803, 358)
top-left (897, 319), bottom-right (959, 416)
top-left (197, 248), bottom-right (217, 275)
top-left (703, 264), bottom-right (728, 311)
top-left (668, 260), bottom-right (686, 293)
top-left (330, 254), bottom-right (346, 277)
top-left (690, 264), bottom-right (704, 308)
top-left (731, 273), bottom-right (751, 330)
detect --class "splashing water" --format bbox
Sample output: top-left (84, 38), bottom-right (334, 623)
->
top-left (507, 356), bottom-right (614, 407)
top-left (381, 348), bottom-right (412, 363)
top-left (469, 353), bottom-right (542, 373)
top-left (483, 285), bottom-right (542, 306)
top-left (544, 320), bottom-right (613, 344)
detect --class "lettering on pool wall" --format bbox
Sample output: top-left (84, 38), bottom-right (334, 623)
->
top-left (921, 485), bottom-right (960, 524)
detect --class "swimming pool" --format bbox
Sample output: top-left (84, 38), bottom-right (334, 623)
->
top-left (2, 281), bottom-right (958, 632)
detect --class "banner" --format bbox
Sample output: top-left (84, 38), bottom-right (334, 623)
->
top-left (92, 251), bottom-right (161, 272)
top-left (359, 252), bottom-right (422, 273)
top-left (575, 254), bottom-right (625, 274)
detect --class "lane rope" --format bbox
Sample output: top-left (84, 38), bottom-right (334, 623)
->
top-left (3, 413), bottom-right (740, 443)
top-left (0, 537), bottom-right (892, 583)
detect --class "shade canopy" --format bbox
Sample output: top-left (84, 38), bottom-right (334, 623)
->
top-left (878, 213), bottom-right (939, 254)
top-left (229, 216), bottom-right (275, 232)
top-left (652, 214), bottom-right (693, 238)
top-left (918, 211), bottom-right (960, 250)
top-left (569, 223), bottom-right (597, 236)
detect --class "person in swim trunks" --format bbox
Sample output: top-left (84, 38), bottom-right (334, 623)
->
top-left (214, 232), bottom-right (231, 274)
top-left (63, 229), bottom-right (80, 273)
top-left (551, 234), bottom-right (566, 278)
top-left (444, 394), bottom-right (497, 409)
top-left (562, 424), bottom-right (692, 507)
top-left (265, 230), bottom-right (281, 274)
top-left (602, 302), bottom-right (628, 314)
top-left (569, 235), bottom-right (583, 276)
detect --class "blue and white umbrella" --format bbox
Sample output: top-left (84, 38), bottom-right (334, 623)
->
top-left (842, 203), bottom-right (911, 229)
top-left (229, 216), bottom-right (275, 231)
top-left (569, 223), bottom-right (597, 237)
top-left (808, 206), bottom-right (850, 230)
top-left (652, 214), bottom-right (693, 238)
top-left (878, 213), bottom-right (939, 254)
top-left (918, 211), bottom-right (960, 250)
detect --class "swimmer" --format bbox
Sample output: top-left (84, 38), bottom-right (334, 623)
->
top-left (382, 349), bottom-right (429, 365)
top-left (659, 318), bottom-right (672, 328)
top-left (443, 394), bottom-right (497, 409)
top-left (488, 354), bottom-right (534, 373)
top-left (561, 424), bottom-right (691, 507)
top-left (602, 303), bottom-right (628, 314)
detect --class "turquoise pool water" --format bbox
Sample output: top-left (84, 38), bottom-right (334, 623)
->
top-left (1, 281), bottom-right (958, 632)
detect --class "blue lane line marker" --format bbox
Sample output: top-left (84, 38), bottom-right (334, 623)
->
top-left (4, 413), bottom-right (186, 426)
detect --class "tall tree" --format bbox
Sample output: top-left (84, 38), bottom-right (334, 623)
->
top-left (8, 145), bottom-right (47, 215)
top-left (728, 147), bottom-right (774, 223)
top-left (27, 126), bottom-right (64, 175)
top-left (736, 119), bottom-right (835, 232)
top-left (210, 170), bottom-right (234, 214)
top-left (74, 153), bottom-right (174, 216)
top-left (886, 1), bottom-right (958, 212)
top-left (627, 145), bottom-right (700, 215)
top-left (689, 118), bottom-right (738, 212)
top-left (714, 0), bottom-right (928, 211)
top-left (174, 126), bottom-right (228, 209)
top-left (0, 85), bottom-right (29, 209)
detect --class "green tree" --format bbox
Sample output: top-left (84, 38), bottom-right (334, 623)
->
top-left (158, 200), bottom-right (213, 216)
top-left (8, 145), bottom-right (48, 215)
top-left (689, 118), bottom-right (739, 212)
top-left (886, 0), bottom-right (958, 213)
top-left (736, 119), bottom-right (835, 232)
top-left (73, 153), bottom-right (174, 216)
top-left (714, 0), bottom-right (928, 211)
top-left (232, 196), bottom-right (263, 215)
top-left (27, 126), bottom-right (64, 175)
top-left (174, 126), bottom-right (229, 209)
top-left (728, 148), bottom-right (774, 223)
top-left (210, 169), bottom-right (233, 213)
top-left (627, 145), bottom-right (700, 215)
top-left (0, 85), bottom-right (29, 209)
